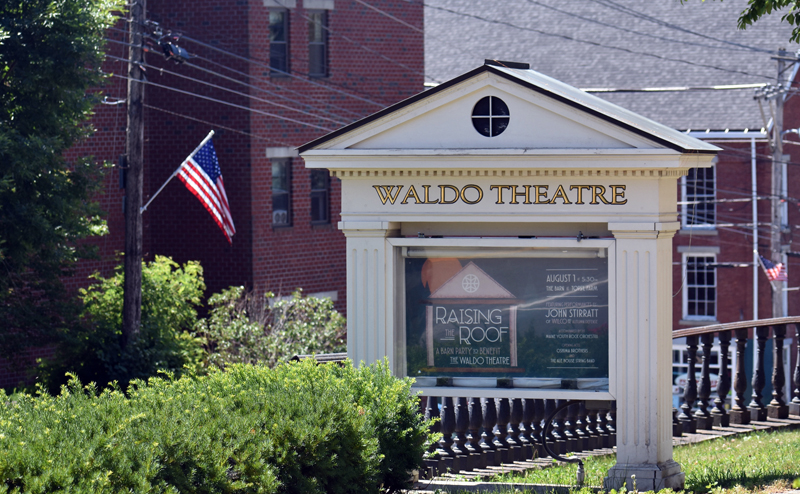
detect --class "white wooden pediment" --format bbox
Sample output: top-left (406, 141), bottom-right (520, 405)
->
top-left (321, 71), bottom-right (663, 152)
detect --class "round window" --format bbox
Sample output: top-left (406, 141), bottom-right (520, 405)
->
top-left (471, 96), bottom-right (510, 137)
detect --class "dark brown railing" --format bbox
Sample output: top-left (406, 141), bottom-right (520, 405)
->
top-left (418, 317), bottom-right (800, 478)
top-left (672, 316), bottom-right (800, 433)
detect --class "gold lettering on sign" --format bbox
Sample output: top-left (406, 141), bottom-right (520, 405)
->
top-left (611, 185), bottom-right (627, 204)
top-left (549, 184), bottom-right (572, 204)
top-left (460, 184), bottom-right (483, 205)
top-left (439, 185), bottom-right (460, 204)
top-left (371, 183), bottom-right (627, 206)
top-left (372, 185), bottom-right (403, 205)
top-left (591, 185), bottom-right (611, 204)
top-left (570, 185), bottom-right (592, 205)
top-left (422, 185), bottom-right (440, 204)
top-left (510, 185), bottom-right (532, 204)
top-left (401, 185), bottom-right (422, 204)
top-left (490, 185), bottom-right (512, 204)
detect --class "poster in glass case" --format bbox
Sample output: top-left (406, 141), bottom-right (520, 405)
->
top-left (405, 250), bottom-right (609, 389)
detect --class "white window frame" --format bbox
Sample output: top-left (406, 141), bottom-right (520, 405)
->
top-left (682, 253), bottom-right (717, 321)
top-left (681, 165), bottom-right (716, 229)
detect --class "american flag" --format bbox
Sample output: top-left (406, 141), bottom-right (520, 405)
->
top-left (759, 255), bottom-right (788, 282)
top-left (177, 134), bottom-right (236, 243)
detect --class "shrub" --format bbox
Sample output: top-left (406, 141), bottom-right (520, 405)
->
top-left (195, 287), bottom-right (346, 369)
top-left (0, 360), bottom-right (429, 494)
top-left (36, 256), bottom-right (205, 394)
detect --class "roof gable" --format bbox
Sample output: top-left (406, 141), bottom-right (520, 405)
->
top-left (300, 64), bottom-right (718, 154)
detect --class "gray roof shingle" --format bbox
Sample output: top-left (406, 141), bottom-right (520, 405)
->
top-left (424, 0), bottom-right (798, 130)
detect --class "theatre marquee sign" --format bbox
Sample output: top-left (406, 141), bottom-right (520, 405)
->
top-left (373, 183), bottom-right (627, 206)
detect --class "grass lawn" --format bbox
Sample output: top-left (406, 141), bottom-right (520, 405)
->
top-left (477, 428), bottom-right (800, 493)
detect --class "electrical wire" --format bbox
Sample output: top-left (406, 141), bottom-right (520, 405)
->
top-left (525, 0), bottom-right (768, 55)
top-left (104, 28), bottom-right (362, 123)
top-left (109, 73), bottom-right (335, 131)
top-left (418, 1), bottom-right (776, 81)
top-left (178, 33), bottom-right (388, 109)
top-left (587, 0), bottom-right (775, 55)
top-left (269, 0), bottom-right (442, 84)
top-left (143, 103), bottom-right (293, 146)
top-left (104, 51), bottom-right (349, 127)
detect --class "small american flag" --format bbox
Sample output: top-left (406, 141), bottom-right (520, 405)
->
top-left (759, 255), bottom-right (788, 282)
top-left (177, 133), bottom-right (236, 243)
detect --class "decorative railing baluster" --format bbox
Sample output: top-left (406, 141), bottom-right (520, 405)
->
top-left (672, 407), bottom-right (683, 437)
top-left (679, 335), bottom-right (699, 433)
top-left (607, 402), bottom-right (617, 448)
top-left (585, 405), bottom-right (601, 450)
top-left (711, 331), bottom-right (731, 427)
top-left (452, 397), bottom-right (471, 470)
top-left (551, 399), bottom-right (569, 454)
top-left (730, 328), bottom-right (750, 424)
top-left (519, 398), bottom-right (534, 460)
top-left (563, 401), bottom-right (579, 452)
top-left (596, 404), bottom-right (610, 448)
top-left (438, 396), bottom-right (459, 473)
top-left (574, 402), bottom-right (589, 451)
top-left (508, 398), bottom-right (523, 461)
top-left (494, 398), bottom-right (511, 463)
top-left (532, 399), bottom-right (546, 458)
top-left (749, 326), bottom-right (769, 421)
top-left (467, 397), bottom-right (487, 469)
top-left (792, 324), bottom-right (800, 417)
top-left (481, 397), bottom-right (499, 466)
top-left (695, 333), bottom-right (714, 429)
top-left (768, 324), bottom-right (789, 419)
top-left (544, 399), bottom-right (565, 455)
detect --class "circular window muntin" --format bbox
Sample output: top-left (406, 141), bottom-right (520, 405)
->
top-left (471, 96), bottom-right (510, 137)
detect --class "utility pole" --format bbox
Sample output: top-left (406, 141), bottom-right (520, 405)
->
top-left (771, 48), bottom-right (787, 318)
top-left (122, 0), bottom-right (146, 347)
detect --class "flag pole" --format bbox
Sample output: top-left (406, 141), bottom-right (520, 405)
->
top-left (140, 130), bottom-right (215, 213)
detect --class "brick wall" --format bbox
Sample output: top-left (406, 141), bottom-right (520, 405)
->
top-left (1, 0), bottom-right (423, 388)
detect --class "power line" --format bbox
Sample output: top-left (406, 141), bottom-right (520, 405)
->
top-left (587, 0), bottom-right (775, 55)
top-left (178, 33), bottom-right (388, 109)
top-left (269, 0), bottom-right (443, 84)
top-left (525, 0), bottom-right (770, 56)
top-left (105, 51), bottom-right (349, 127)
top-left (419, 1), bottom-right (776, 81)
top-left (143, 103), bottom-right (292, 146)
top-left (109, 73), bottom-right (335, 131)
top-left (105, 27), bottom-right (363, 123)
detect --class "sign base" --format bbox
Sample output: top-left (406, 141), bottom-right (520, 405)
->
top-left (604, 460), bottom-right (685, 492)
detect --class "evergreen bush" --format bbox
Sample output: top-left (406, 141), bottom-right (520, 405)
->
top-left (0, 359), bottom-right (428, 493)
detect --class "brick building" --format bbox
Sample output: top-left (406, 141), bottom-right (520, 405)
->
top-left (1, 0), bottom-right (423, 388)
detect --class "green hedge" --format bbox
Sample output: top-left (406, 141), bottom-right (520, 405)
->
top-left (0, 360), bottom-right (429, 494)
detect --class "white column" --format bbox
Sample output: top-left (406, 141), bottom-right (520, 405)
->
top-left (340, 221), bottom-right (398, 370)
top-left (604, 221), bottom-right (683, 492)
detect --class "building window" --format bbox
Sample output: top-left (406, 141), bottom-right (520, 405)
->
top-left (308, 11), bottom-right (328, 77)
top-left (310, 169), bottom-right (329, 223)
top-left (683, 254), bottom-right (716, 320)
top-left (682, 166), bottom-right (715, 228)
top-left (272, 159), bottom-right (291, 226)
top-left (471, 96), bottom-right (510, 137)
top-left (270, 10), bottom-right (289, 74)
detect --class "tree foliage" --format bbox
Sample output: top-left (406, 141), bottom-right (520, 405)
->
top-left (0, 0), bottom-right (123, 357)
top-left (37, 256), bottom-right (206, 393)
top-left (195, 287), bottom-right (346, 369)
top-left (693, 0), bottom-right (800, 43)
